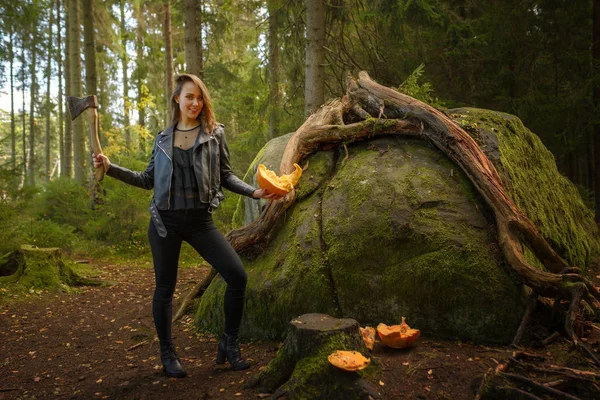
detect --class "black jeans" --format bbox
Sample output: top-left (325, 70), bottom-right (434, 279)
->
top-left (147, 208), bottom-right (247, 345)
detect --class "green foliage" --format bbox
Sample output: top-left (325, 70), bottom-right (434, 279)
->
top-left (0, 0), bottom-right (597, 264)
top-left (32, 177), bottom-right (92, 228)
top-left (398, 64), bottom-right (444, 108)
top-left (84, 156), bottom-right (153, 257)
top-left (0, 200), bottom-right (27, 255)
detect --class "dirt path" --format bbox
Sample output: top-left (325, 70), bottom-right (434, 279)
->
top-left (0, 261), bottom-right (533, 399)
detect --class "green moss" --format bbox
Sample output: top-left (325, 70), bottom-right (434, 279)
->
top-left (322, 138), bottom-right (523, 343)
top-left (255, 331), bottom-right (374, 399)
top-left (294, 151), bottom-right (336, 201)
top-left (450, 108), bottom-right (600, 270)
top-left (196, 193), bottom-right (339, 339)
top-left (282, 337), bottom-right (372, 399)
top-left (0, 246), bottom-right (104, 296)
top-left (458, 119), bottom-right (481, 144)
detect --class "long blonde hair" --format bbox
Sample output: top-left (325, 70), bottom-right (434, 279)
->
top-left (170, 74), bottom-right (216, 134)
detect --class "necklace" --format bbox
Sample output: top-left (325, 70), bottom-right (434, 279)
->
top-left (176, 124), bottom-right (201, 132)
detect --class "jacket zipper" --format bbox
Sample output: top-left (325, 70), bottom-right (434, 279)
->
top-left (208, 137), bottom-right (213, 202)
top-left (157, 139), bottom-right (173, 210)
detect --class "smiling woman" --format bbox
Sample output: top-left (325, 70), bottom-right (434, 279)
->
top-left (91, 73), bottom-right (284, 379)
top-left (170, 74), bottom-right (211, 131)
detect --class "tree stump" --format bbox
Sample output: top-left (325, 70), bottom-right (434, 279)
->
top-left (247, 313), bottom-right (381, 399)
top-left (0, 245), bottom-right (102, 290)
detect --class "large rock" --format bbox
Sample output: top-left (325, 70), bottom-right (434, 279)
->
top-left (195, 108), bottom-right (600, 343)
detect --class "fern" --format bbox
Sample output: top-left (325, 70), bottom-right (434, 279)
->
top-left (398, 63), bottom-right (444, 108)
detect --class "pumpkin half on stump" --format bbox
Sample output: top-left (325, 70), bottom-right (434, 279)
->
top-left (256, 163), bottom-right (303, 195)
top-left (377, 317), bottom-right (420, 349)
top-left (327, 350), bottom-right (370, 371)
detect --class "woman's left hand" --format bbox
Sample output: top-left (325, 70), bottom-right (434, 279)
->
top-left (252, 188), bottom-right (286, 200)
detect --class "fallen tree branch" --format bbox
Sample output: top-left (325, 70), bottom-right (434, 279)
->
top-left (173, 267), bottom-right (216, 323)
top-left (500, 372), bottom-right (582, 400)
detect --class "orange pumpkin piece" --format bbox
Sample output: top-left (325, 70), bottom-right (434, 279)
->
top-left (360, 326), bottom-right (376, 351)
top-left (327, 350), bottom-right (370, 371)
top-left (376, 317), bottom-right (420, 349)
top-left (256, 163), bottom-right (303, 195)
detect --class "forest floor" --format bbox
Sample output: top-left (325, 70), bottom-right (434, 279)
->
top-left (1, 259), bottom-right (599, 400)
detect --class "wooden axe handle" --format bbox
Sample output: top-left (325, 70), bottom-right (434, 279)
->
top-left (86, 107), bottom-right (105, 181)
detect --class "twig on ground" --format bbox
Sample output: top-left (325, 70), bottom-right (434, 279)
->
top-left (127, 340), bottom-right (149, 351)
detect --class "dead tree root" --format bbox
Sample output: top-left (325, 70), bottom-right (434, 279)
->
top-left (476, 351), bottom-right (600, 399)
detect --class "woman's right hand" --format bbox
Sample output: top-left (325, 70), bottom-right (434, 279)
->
top-left (93, 153), bottom-right (111, 171)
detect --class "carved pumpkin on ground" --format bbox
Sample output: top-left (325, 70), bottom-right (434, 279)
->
top-left (327, 350), bottom-right (370, 371)
top-left (377, 317), bottom-right (420, 349)
top-left (256, 163), bottom-right (303, 195)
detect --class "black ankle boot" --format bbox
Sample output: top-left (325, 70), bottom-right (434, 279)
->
top-left (160, 341), bottom-right (187, 378)
top-left (216, 333), bottom-right (250, 370)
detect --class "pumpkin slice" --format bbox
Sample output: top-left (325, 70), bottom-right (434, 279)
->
top-left (328, 350), bottom-right (370, 371)
top-left (360, 326), bottom-right (376, 351)
top-left (256, 163), bottom-right (303, 195)
top-left (376, 317), bottom-right (420, 349)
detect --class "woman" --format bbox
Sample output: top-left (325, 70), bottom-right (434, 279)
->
top-left (94, 74), bottom-right (280, 378)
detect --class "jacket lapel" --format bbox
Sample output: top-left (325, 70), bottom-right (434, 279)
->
top-left (195, 123), bottom-right (213, 147)
top-left (157, 124), bottom-right (175, 160)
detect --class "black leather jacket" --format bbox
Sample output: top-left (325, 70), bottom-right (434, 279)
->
top-left (106, 122), bottom-right (256, 236)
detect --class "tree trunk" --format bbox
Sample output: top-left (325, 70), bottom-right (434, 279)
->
top-left (63, 0), bottom-right (73, 178)
top-left (56, 0), bottom-right (64, 177)
top-left (83, 0), bottom-right (99, 205)
top-left (9, 25), bottom-right (16, 171)
top-left (68, 0), bottom-right (84, 183)
top-left (45, 5), bottom-right (54, 183)
top-left (594, 0), bottom-right (600, 223)
top-left (184, 0), bottom-right (203, 78)
top-left (83, 0), bottom-right (97, 96)
top-left (120, 0), bottom-right (131, 148)
top-left (0, 245), bottom-right (102, 289)
top-left (21, 41), bottom-right (27, 184)
top-left (28, 28), bottom-right (37, 186)
top-left (247, 313), bottom-right (379, 399)
top-left (97, 44), bottom-right (108, 139)
top-left (304, 0), bottom-right (326, 116)
top-left (164, 0), bottom-right (174, 124)
top-left (135, 2), bottom-right (146, 130)
top-left (267, 0), bottom-right (281, 139)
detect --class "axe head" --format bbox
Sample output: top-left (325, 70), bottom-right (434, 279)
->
top-left (66, 95), bottom-right (98, 120)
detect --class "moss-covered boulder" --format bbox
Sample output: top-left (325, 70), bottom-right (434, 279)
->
top-left (195, 108), bottom-right (600, 344)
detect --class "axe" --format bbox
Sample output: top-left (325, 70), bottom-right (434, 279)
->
top-left (66, 95), bottom-right (105, 182)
